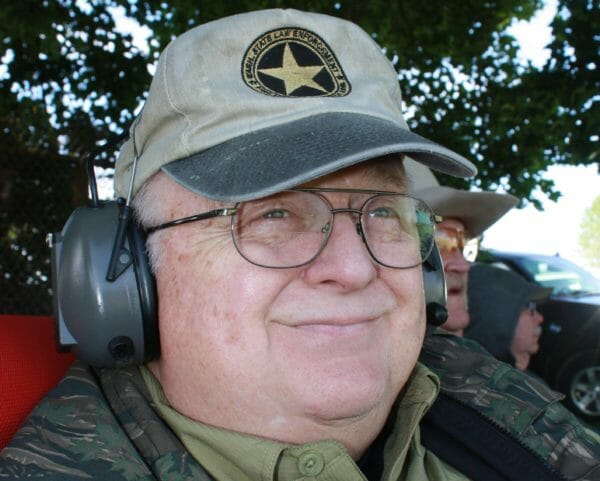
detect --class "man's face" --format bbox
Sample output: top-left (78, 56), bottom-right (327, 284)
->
top-left (511, 305), bottom-right (544, 371)
top-left (147, 162), bottom-right (426, 456)
top-left (436, 218), bottom-right (471, 336)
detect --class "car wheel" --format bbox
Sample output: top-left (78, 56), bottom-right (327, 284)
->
top-left (557, 353), bottom-right (600, 420)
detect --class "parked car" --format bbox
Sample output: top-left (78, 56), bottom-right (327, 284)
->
top-left (478, 249), bottom-right (600, 421)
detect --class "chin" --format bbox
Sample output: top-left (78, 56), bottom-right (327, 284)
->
top-left (303, 384), bottom-right (391, 426)
top-left (294, 358), bottom-right (395, 423)
top-left (444, 300), bottom-right (470, 332)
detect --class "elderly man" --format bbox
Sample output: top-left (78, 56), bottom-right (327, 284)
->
top-left (466, 263), bottom-right (551, 371)
top-left (1, 9), bottom-right (598, 481)
top-left (405, 160), bottom-right (518, 336)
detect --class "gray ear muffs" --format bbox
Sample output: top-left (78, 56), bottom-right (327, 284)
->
top-left (50, 200), bottom-right (159, 367)
top-left (50, 134), bottom-right (159, 368)
top-left (423, 242), bottom-right (448, 326)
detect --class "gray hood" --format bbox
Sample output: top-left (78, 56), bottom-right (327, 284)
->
top-left (465, 263), bottom-right (550, 365)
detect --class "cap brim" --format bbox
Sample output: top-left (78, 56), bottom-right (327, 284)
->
top-left (162, 112), bottom-right (476, 201)
top-left (416, 186), bottom-right (518, 237)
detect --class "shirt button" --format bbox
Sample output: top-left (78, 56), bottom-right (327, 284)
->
top-left (297, 451), bottom-right (325, 476)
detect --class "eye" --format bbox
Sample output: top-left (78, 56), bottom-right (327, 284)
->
top-left (262, 209), bottom-right (290, 219)
top-left (368, 206), bottom-right (397, 218)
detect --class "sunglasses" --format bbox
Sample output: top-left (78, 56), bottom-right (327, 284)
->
top-left (434, 225), bottom-right (479, 262)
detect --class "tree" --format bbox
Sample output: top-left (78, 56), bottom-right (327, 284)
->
top-left (579, 195), bottom-right (600, 268)
top-left (1, 0), bottom-right (598, 313)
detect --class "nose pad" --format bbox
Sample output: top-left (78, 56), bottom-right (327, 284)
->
top-left (355, 222), bottom-right (365, 241)
top-left (321, 222), bottom-right (332, 234)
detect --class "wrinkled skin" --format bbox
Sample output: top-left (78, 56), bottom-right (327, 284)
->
top-left (146, 162), bottom-right (427, 459)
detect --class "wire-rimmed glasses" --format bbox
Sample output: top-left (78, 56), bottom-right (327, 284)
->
top-left (145, 188), bottom-right (440, 269)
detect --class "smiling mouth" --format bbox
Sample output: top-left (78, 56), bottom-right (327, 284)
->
top-left (297, 319), bottom-right (375, 332)
top-left (281, 316), bottom-right (381, 339)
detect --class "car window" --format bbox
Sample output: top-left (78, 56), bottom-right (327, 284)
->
top-left (516, 256), bottom-right (600, 296)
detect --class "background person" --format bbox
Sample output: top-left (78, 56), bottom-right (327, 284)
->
top-left (466, 263), bottom-right (552, 371)
top-left (405, 159), bottom-right (519, 336)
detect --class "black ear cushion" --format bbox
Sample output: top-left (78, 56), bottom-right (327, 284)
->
top-left (423, 244), bottom-right (448, 326)
top-left (128, 224), bottom-right (160, 361)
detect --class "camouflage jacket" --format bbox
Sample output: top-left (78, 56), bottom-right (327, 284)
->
top-left (1, 332), bottom-right (598, 480)
top-left (420, 330), bottom-right (600, 480)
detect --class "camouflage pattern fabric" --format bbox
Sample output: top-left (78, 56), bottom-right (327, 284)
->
top-left (1, 335), bottom-right (599, 480)
top-left (0, 361), bottom-right (214, 480)
top-left (420, 329), bottom-right (600, 481)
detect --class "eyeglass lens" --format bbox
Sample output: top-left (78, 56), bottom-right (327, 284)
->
top-left (435, 226), bottom-right (479, 262)
top-left (231, 190), bottom-right (435, 269)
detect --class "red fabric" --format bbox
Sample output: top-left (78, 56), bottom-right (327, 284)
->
top-left (0, 315), bottom-right (75, 448)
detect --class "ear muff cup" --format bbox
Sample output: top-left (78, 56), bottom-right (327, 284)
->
top-left (51, 201), bottom-right (159, 367)
top-left (422, 243), bottom-right (448, 326)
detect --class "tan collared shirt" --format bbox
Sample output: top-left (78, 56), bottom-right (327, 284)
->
top-left (141, 364), bottom-right (469, 481)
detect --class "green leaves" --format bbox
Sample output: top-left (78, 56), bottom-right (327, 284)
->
top-left (1, 0), bottom-right (598, 312)
top-left (579, 195), bottom-right (600, 268)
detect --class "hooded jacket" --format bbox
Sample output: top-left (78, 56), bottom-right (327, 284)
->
top-left (465, 263), bottom-right (549, 366)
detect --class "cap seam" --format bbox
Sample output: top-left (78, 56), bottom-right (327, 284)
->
top-left (162, 41), bottom-right (192, 157)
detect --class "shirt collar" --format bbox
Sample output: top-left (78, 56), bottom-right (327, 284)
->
top-left (141, 363), bottom-right (439, 481)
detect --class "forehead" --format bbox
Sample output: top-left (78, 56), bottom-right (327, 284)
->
top-left (302, 156), bottom-right (407, 191)
top-left (437, 218), bottom-right (466, 232)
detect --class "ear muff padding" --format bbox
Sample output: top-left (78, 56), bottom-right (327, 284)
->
top-left (127, 221), bottom-right (160, 360)
top-left (51, 201), bottom-right (158, 367)
top-left (422, 243), bottom-right (448, 326)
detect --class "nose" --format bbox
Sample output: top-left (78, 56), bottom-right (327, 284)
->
top-left (440, 246), bottom-right (470, 273)
top-left (303, 212), bottom-right (377, 289)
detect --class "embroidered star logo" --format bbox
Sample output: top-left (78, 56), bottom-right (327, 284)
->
top-left (258, 43), bottom-right (327, 95)
top-left (242, 27), bottom-right (350, 97)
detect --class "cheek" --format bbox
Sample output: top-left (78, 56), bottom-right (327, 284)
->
top-left (386, 269), bottom-right (427, 353)
top-left (155, 236), bottom-right (294, 354)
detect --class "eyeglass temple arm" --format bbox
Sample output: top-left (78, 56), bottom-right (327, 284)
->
top-left (145, 208), bottom-right (237, 234)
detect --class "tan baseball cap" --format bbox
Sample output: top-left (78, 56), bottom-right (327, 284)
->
top-left (115, 9), bottom-right (476, 201)
top-left (405, 158), bottom-right (518, 237)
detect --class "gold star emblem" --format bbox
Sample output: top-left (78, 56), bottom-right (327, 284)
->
top-left (258, 43), bottom-right (326, 95)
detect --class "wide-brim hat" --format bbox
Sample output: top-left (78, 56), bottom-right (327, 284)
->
top-left (405, 159), bottom-right (518, 237)
top-left (114, 9), bottom-right (476, 201)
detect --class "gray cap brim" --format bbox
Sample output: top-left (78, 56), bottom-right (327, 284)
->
top-left (162, 112), bottom-right (476, 202)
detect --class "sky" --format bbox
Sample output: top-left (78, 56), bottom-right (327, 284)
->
top-left (481, 164), bottom-right (600, 277)
top-left (106, 1), bottom-right (599, 277)
top-left (479, 1), bottom-right (600, 278)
